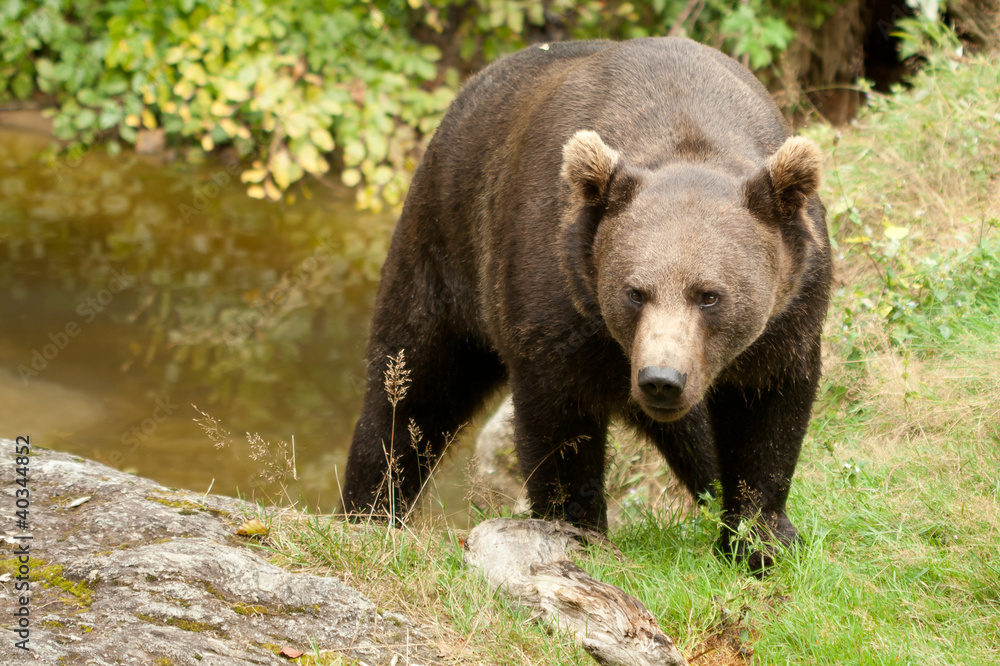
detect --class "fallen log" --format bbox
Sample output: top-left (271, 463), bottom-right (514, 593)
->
top-left (463, 518), bottom-right (687, 666)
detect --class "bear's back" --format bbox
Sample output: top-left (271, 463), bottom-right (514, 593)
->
top-left (440, 38), bottom-right (787, 170)
top-left (398, 38), bottom-right (794, 342)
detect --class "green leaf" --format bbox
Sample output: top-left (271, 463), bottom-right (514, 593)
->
top-left (100, 74), bottom-right (129, 96)
top-left (419, 45), bottom-right (441, 62)
top-left (343, 140), bottom-right (366, 167)
top-left (74, 108), bottom-right (97, 129)
top-left (98, 106), bottom-right (123, 130)
top-left (119, 124), bottom-right (138, 144)
top-left (12, 71), bottom-right (32, 100)
top-left (237, 64), bottom-right (258, 88)
top-left (35, 58), bottom-right (56, 80)
top-left (78, 88), bottom-right (102, 107)
top-left (365, 132), bottom-right (387, 163)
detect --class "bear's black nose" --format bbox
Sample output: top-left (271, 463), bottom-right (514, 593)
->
top-left (637, 366), bottom-right (687, 402)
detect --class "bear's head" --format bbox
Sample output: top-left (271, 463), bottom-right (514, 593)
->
top-left (559, 130), bottom-right (823, 422)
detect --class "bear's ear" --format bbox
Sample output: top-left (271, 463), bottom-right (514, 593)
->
top-left (558, 131), bottom-right (638, 317)
top-left (745, 136), bottom-right (823, 220)
top-left (561, 130), bottom-right (624, 205)
top-left (767, 136), bottom-right (822, 216)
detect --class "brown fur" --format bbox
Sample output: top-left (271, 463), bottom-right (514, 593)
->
top-left (561, 130), bottom-right (622, 200)
top-left (342, 38), bottom-right (832, 572)
top-left (767, 137), bottom-right (824, 218)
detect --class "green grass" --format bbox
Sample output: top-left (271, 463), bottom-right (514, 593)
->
top-left (250, 26), bottom-right (1000, 665)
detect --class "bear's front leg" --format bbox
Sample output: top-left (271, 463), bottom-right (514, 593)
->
top-left (511, 386), bottom-right (610, 532)
top-left (707, 369), bottom-right (819, 571)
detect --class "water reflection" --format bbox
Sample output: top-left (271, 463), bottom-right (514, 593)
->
top-left (0, 118), bottom-right (476, 517)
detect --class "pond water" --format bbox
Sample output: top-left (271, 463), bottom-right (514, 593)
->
top-left (0, 116), bottom-right (477, 522)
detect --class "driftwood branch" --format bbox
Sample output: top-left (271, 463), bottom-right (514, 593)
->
top-left (464, 519), bottom-right (687, 666)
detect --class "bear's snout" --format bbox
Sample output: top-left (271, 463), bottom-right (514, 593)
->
top-left (637, 365), bottom-right (687, 405)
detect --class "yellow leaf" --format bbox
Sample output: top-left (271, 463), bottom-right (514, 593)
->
top-left (310, 128), bottom-right (334, 152)
top-left (210, 99), bottom-right (234, 116)
top-left (201, 135), bottom-right (214, 151)
top-left (182, 62), bottom-right (208, 85)
top-left (240, 168), bottom-right (267, 184)
top-left (221, 79), bottom-right (251, 103)
top-left (884, 226), bottom-right (909, 240)
top-left (317, 97), bottom-right (343, 115)
top-left (124, 114), bottom-right (141, 128)
top-left (236, 518), bottom-right (268, 536)
top-left (141, 109), bottom-right (157, 129)
top-left (293, 142), bottom-right (328, 175)
top-left (162, 101), bottom-right (178, 114)
top-left (173, 79), bottom-right (195, 100)
top-left (269, 148), bottom-right (293, 189)
top-left (219, 118), bottom-right (238, 137)
top-left (247, 184), bottom-right (266, 199)
top-left (372, 164), bottom-right (393, 186)
top-left (263, 179), bottom-right (281, 201)
top-left (283, 111), bottom-right (309, 139)
top-left (845, 236), bottom-right (871, 244)
top-left (341, 168), bottom-right (361, 187)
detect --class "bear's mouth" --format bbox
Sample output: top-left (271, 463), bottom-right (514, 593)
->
top-left (641, 402), bottom-right (689, 422)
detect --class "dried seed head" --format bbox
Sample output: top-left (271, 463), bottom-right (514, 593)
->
top-left (384, 349), bottom-right (411, 408)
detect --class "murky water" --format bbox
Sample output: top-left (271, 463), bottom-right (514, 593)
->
top-left (0, 117), bottom-right (476, 520)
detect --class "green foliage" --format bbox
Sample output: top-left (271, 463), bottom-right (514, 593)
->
top-left (808, 19), bottom-right (1000, 360)
top-left (836, 232), bottom-right (1000, 353)
top-left (718, 0), bottom-right (795, 69)
top-left (1, 0), bottom-right (823, 209)
top-left (1, 0), bottom-right (452, 210)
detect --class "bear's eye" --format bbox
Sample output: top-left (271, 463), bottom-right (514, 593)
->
top-left (627, 288), bottom-right (645, 307)
top-left (699, 292), bottom-right (719, 308)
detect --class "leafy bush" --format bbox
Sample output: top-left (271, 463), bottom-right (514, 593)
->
top-left (1, 0), bottom-right (820, 209)
top-left (1, 0), bottom-right (453, 211)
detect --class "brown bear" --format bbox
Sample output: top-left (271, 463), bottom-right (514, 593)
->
top-left (341, 37), bottom-right (831, 570)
